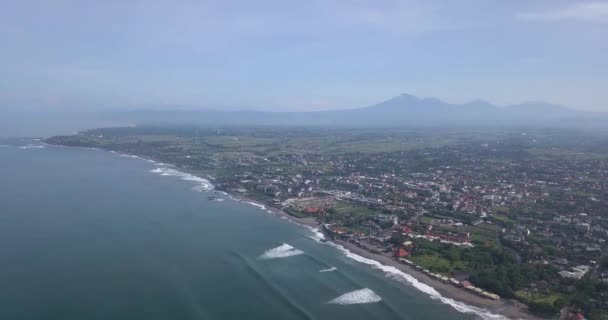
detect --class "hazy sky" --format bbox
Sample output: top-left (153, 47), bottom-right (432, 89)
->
top-left (1, 0), bottom-right (607, 111)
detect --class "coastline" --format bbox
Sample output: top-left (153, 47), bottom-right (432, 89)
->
top-left (47, 142), bottom-right (542, 320)
top-left (227, 191), bottom-right (541, 320)
top-left (217, 189), bottom-right (544, 320)
top-left (258, 205), bottom-right (541, 320)
top-left (332, 240), bottom-right (542, 320)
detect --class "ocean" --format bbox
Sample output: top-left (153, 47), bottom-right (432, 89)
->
top-left (0, 139), bottom-right (487, 320)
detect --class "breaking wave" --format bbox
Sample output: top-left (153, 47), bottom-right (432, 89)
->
top-left (308, 227), bottom-right (325, 241)
top-left (115, 153), bottom-right (167, 166)
top-left (19, 144), bottom-right (45, 149)
top-left (325, 242), bottom-right (507, 319)
top-left (148, 167), bottom-right (214, 191)
top-left (259, 243), bottom-right (304, 260)
top-left (243, 201), bottom-right (266, 210)
top-left (329, 288), bottom-right (381, 305)
top-left (320, 267), bottom-right (337, 273)
top-left (234, 252), bottom-right (315, 320)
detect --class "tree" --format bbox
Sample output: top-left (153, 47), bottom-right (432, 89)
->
top-left (528, 301), bottom-right (560, 316)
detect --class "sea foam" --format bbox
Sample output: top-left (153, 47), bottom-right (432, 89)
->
top-left (259, 243), bottom-right (304, 260)
top-left (319, 267), bottom-right (337, 273)
top-left (243, 201), bottom-right (266, 210)
top-left (149, 167), bottom-right (214, 191)
top-left (119, 154), bottom-right (143, 159)
top-left (329, 288), bottom-right (381, 305)
top-left (309, 227), bottom-right (325, 241)
top-left (325, 242), bottom-right (507, 319)
top-left (19, 144), bottom-right (45, 149)
top-left (113, 152), bottom-right (172, 166)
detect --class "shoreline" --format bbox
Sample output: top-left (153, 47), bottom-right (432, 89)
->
top-left (48, 142), bottom-right (542, 320)
top-left (261, 208), bottom-right (541, 319)
top-left (226, 193), bottom-right (541, 320)
top-left (332, 240), bottom-right (542, 320)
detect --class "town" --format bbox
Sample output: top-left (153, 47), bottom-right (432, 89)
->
top-left (47, 126), bottom-right (608, 319)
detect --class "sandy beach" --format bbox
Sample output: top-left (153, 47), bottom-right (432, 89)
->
top-left (334, 239), bottom-right (543, 320)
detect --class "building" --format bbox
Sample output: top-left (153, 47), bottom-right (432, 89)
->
top-left (393, 248), bottom-right (410, 258)
top-left (575, 222), bottom-right (590, 233)
top-left (558, 265), bottom-right (590, 279)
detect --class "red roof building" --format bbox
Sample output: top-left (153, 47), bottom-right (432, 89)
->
top-left (304, 207), bottom-right (320, 214)
top-left (393, 248), bottom-right (410, 258)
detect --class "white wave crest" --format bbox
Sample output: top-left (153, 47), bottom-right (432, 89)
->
top-left (259, 243), bottom-right (304, 260)
top-left (113, 152), bottom-right (168, 166)
top-left (19, 144), bottom-right (45, 149)
top-left (329, 288), bottom-right (381, 305)
top-left (325, 242), bottom-right (507, 319)
top-left (243, 201), bottom-right (266, 210)
top-left (309, 227), bottom-right (325, 241)
top-left (149, 167), bottom-right (214, 191)
top-left (320, 267), bottom-right (337, 273)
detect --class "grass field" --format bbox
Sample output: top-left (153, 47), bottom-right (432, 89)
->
top-left (333, 202), bottom-right (378, 217)
top-left (515, 290), bottom-right (564, 306)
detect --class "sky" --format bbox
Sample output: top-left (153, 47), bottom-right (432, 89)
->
top-left (1, 0), bottom-right (607, 111)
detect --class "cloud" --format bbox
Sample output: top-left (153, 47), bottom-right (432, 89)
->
top-left (516, 2), bottom-right (608, 23)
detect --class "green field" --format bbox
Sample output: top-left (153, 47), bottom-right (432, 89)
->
top-left (333, 202), bottom-right (378, 217)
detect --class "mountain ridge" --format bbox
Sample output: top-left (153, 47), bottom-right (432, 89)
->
top-left (108, 93), bottom-right (606, 128)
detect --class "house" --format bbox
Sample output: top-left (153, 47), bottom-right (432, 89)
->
top-left (394, 248), bottom-right (410, 258)
top-left (575, 222), bottom-right (590, 232)
top-left (304, 207), bottom-right (321, 214)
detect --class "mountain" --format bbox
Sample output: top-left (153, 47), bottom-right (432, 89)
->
top-left (107, 94), bottom-right (607, 128)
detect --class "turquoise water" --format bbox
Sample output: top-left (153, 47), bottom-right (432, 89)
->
top-left (0, 140), bottom-right (478, 320)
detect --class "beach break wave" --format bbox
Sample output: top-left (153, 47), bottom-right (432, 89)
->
top-left (325, 242), bottom-right (508, 319)
top-left (259, 243), bottom-right (304, 260)
top-left (329, 288), bottom-right (381, 305)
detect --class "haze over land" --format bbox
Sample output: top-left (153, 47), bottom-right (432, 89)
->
top-left (2, 93), bottom-right (607, 137)
top-left (3, 1), bottom-right (608, 319)
top-left (113, 93), bottom-right (608, 128)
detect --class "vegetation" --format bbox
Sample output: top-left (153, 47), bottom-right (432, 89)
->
top-left (47, 126), bottom-right (608, 318)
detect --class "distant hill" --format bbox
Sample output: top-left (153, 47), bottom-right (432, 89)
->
top-left (108, 93), bottom-right (607, 128)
